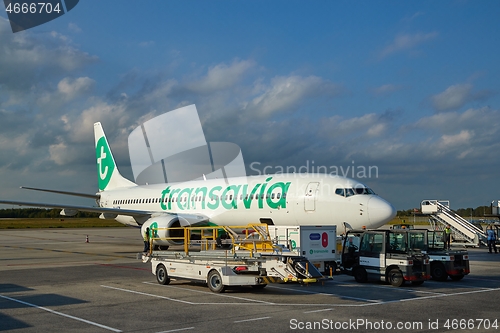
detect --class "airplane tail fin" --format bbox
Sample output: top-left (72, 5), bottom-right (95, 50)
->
top-left (94, 122), bottom-right (137, 192)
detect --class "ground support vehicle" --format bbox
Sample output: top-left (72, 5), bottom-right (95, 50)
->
top-left (268, 225), bottom-right (337, 274)
top-left (340, 229), bottom-right (430, 287)
top-left (427, 230), bottom-right (470, 281)
top-left (142, 224), bottom-right (324, 293)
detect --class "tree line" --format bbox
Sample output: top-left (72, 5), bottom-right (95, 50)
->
top-left (0, 208), bottom-right (100, 218)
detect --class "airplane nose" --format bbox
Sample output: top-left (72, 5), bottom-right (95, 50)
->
top-left (367, 196), bottom-right (396, 228)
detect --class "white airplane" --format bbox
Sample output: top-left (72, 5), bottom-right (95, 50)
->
top-left (0, 122), bottom-right (396, 248)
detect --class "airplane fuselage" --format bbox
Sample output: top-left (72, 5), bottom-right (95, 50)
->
top-left (99, 174), bottom-right (395, 232)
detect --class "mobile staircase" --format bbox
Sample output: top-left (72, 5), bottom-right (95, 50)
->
top-left (420, 200), bottom-right (487, 247)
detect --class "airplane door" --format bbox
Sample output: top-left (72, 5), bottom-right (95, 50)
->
top-left (304, 182), bottom-right (319, 211)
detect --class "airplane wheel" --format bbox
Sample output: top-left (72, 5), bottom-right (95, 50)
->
top-left (156, 264), bottom-right (170, 285)
top-left (450, 274), bottom-right (464, 281)
top-left (353, 266), bottom-right (368, 283)
top-left (388, 268), bottom-right (405, 287)
top-left (207, 270), bottom-right (226, 293)
top-left (431, 262), bottom-right (448, 281)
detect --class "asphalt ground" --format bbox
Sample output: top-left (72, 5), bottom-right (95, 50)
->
top-left (1, 228), bottom-right (500, 333)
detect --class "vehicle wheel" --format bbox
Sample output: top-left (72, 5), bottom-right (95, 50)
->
top-left (450, 274), bottom-right (464, 281)
top-left (156, 264), bottom-right (170, 285)
top-left (387, 268), bottom-right (405, 287)
top-left (207, 270), bottom-right (226, 293)
top-left (353, 266), bottom-right (368, 283)
top-left (411, 280), bottom-right (424, 286)
top-left (431, 262), bottom-right (448, 281)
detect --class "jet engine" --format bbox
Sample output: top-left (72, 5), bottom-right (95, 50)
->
top-left (140, 214), bottom-right (192, 248)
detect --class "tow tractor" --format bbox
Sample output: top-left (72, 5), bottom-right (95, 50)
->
top-left (340, 229), bottom-right (430, 287)
top-left (141, 224), bottom-right (324, 293)
top-left (427, 230), bottom-right (470, 281)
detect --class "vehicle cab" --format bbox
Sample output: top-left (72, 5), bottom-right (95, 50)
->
top-left (340, 229), bottom-right (430, 287)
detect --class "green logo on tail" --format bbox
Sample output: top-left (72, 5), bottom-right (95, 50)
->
top-left (96, 137), bottom-right (115, 191)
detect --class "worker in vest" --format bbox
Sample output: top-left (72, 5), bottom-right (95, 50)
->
top-left (486, 225), bottom-right (497, 254)
top-left (444, 225), bottom-right (452, 250)
top-left (143, 227), bottom-right (150, 253)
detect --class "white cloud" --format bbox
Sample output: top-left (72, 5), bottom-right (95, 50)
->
top-left (187, 59), bottom-right (254, 93)
top-left (245, 75), bottom-right (340, 118)
top-left (68, 23), bottom-right (82, 33)
top-left (371, 84), bottom-right (402, 96)
top-left (431, 83), bottom-right (492, 112)
top-left (0, 18), bottom-right (98, 92)
top-left (439, 129), bottom-right (473, 149)
top-left (57, 77), bottom-right (95, 100)
top-left (379, 32), bottom-right (438, 59)
top-left (431, 83), bottom-right (472, 111)
top-left (320, 113), bottom-right (391, 140)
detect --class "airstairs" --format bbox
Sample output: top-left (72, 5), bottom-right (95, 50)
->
top-left (420, 200), bottom-right (487, 247)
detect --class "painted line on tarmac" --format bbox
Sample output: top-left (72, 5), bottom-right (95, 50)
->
top-left (266, 284), bottom-right (382, 303)
top-left (157, 327), bottom-right (195, 333)
top-left (234, 316), bottom-right (271, 323)
top-left (0, 244), bottom-right (132, 260)
top-left (143, 281), bottom-right (275, 304)
top-left (104, 283), bottom-right (500, 308)
top-left (330, 280), bottom-right (446, 295)
top-left (0, 294), bottom-right (122, 332)
top-left (102, 284), bottom-right (273, 305)
top-left (103, 284), bottom-right (369, 307)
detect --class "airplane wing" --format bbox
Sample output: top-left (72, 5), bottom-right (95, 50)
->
top-left (20, 186), bottom-right (100, 200)
top-left (0, 200), bottom-right (209, 226)
top-left (0, 200), bottom-right (150, 218)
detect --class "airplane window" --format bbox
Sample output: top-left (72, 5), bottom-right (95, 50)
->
top-left (277, 193), bottom-right (281, 199)
top-left (335, 188), bottom-right (345, 197)
top-left (271, 193), bottom-right (275, 199)
top-left (354, 187), bottom-right (376, 195)
top-left (283, 193), bottom-right (287, 198)
top-left (345, 188), bottom-right (355, 197)
top-left (229, 195), bottom-right (233, 200)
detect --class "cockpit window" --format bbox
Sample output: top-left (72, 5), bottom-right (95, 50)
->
top-left (336, 187), bottom-right (375, 197)
top-left (354, 187), bottom-right (375, 195)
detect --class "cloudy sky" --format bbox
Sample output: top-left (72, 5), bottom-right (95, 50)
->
top-left (0, 1), bottom-right (499, 211)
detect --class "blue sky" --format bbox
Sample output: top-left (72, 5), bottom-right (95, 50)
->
top-left (0, 1), bottom-right (499, 211)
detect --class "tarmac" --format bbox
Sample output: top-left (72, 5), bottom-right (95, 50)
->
top-left (1, 228), bottom-right (500, 332)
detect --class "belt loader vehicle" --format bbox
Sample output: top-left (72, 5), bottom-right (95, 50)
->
top-left (340, 229), bottom-right (430, 287)
top-left (142, 224), bottom-right (324, 293)
top-left (427, 230), bottom-right (470, 281)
